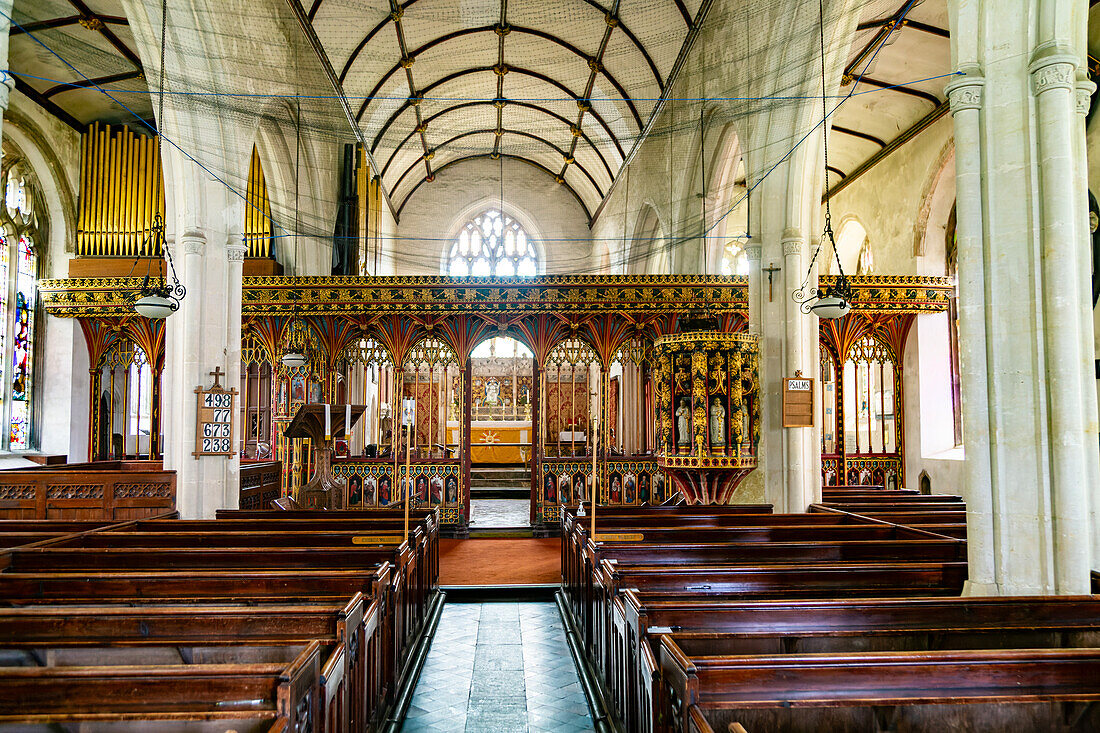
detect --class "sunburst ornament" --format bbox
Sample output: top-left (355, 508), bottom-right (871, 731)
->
top-left (479, 430), bottom-right (501, 443)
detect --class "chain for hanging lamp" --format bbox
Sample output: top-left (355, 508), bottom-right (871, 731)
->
top-left (133, 0), bottom-right (186, 320)
top-left (792, 0), bottom-right (852, 320)
top-left (133, 214), bottom-right (187, 318)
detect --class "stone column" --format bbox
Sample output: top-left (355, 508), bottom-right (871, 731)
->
top-left (946, 6), bottom-right (1098, 592)
top-left (224, 239), bottom-right (247, 509)
top-left (782, 229), bottom-right (818, 511)
top-left (1075, 74), bottom-right (1100, 573)
top-left (0, 0), bottom-right (14, 148)
top-left (943, 70), bottom-right (997, 595)
top-left (1030, 48), bottom-right (1093, 592)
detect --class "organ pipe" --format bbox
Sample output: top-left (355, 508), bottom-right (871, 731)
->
top-left (77, 123), bottom-right (165, 257)
top-left (244, 146), bottom-right (274, 259)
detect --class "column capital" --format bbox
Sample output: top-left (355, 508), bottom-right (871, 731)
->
top-left (1076, 78), bottom-right (1097, 116)
top-left (1028, 51), bottom-right (1077, 96)
top-left (179, 229), bottom-right (206, 256)
top-left (744, 244), bottom-right (762, 262)
top-left (944, 71), bottom-right (984, 115)
top-left (781, 228), bottom-right (803, 257)
top-left (227, 239), bottom-right (247, 263)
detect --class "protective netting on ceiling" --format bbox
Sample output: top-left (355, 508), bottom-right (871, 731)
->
top-left (8, 0), bottom-right (938, 274)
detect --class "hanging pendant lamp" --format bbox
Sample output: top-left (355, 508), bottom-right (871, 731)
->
top-left (793, 0), bottom-right (852, 320)
top-left (133, 214), bottom-right (186, 319)
top-left (132, 0), bottom-right (184, 319)
top-left (280, 315), bottom-right (311, 368)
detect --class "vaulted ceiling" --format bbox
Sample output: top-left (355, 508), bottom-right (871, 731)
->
top-left (305, 0), bottom-right (709, 221)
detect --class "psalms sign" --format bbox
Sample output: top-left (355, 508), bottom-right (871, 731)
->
top-left (782, 376), bottom-right (814, 428)
top-left (194, 367), bottom-right (238, 457)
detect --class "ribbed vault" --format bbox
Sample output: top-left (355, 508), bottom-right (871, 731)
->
top-left (307, 0), bottom-right (706, 219)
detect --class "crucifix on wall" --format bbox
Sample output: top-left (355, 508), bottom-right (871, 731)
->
top-left (762, 263), bottom-right (781, 302)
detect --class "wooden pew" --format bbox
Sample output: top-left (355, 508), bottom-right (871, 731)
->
top-left (0, 568), bottom-right (397, 730)
top-left (0, 641), bottom-right (320, 732)
top-left (562, 521), bottom-right (958, 607)
top-left (1, 550), bottom-right (423, 702)
top-left (660, 639), bottom-right (1100, 733)
top-left (562, 510), bottom-right (966, 661)
top-left (619, 594), bottom-right (1100, 732)
top-left (0, 595), bottom-right (388, 733)
top-left (0, 509), bottom-right (443, 731)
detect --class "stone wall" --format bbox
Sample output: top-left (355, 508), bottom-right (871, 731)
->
top-left (394, 157), bottom-right (593, 275)
top-left (6, 94), bottom-right (87, 461)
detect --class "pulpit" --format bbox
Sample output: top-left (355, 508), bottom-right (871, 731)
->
top-left (654, 322), bottom-right (760, 504)
top-left (284, 404), bottom-right (366, 509)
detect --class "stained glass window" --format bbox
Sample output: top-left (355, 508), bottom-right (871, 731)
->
top-left (0, 167), bottom-right (38, 451)
top-left (719, 241), bottom-right (748, 276)
top-left (447, 210), bottom-right (538, 277)
top-left (8, 237), bottom-right (34, 448)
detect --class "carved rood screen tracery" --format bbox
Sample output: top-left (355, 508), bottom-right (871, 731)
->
top-left (41, 275), bottom-right (950, 524)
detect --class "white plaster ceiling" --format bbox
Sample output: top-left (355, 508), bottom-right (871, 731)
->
top-left (826, 0), bottom-right (951, 194)
top-left (307, 0), bottom-right (705, 221)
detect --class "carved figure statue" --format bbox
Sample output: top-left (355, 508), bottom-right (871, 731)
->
top-left (709, 397), bottom-right (726, 446)
top-left (676, 398), bottom-right (691, 446)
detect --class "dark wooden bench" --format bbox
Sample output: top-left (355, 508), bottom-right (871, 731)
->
top-left (660, 640), bottom-right (1100, 733)
top-left (0, 594), bottom-right (388, 733)
top-left (581, 558), bottom-right (968, 703)
top-left (0, 508), bottom-right (444, 731)
top-left (0, 639), bottom-right (320, 731)
top-left (618, 594), bottom-right (1100, 732)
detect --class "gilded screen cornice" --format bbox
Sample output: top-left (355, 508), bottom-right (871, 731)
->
top-left (38, 274), bottom-right (951, 318)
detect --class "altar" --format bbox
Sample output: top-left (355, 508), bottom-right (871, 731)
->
top-left (448, 420), bottom-right (532, 464)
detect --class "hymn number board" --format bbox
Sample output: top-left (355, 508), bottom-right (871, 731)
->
top-left (194, 367), bottom-right (238, 457)
top-left (782, 376), bottom-right (814, 428)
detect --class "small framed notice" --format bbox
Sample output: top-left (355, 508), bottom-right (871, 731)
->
top-left (194, 367), bottom-right (238, 457)
top-left (782, 376), bottom-right (814, 428)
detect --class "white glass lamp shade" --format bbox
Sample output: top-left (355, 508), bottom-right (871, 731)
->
top-left (134, 294), bottom-right (176, 319)
top-left (281, 351), bottom-right (308, 368)
top-left (809, 295), bottom-right (851, 319)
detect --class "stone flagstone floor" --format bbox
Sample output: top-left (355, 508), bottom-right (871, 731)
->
top-left (469, 498), bottom-right (531, 527)
top-left (400, 602), bottom-right (595, 732)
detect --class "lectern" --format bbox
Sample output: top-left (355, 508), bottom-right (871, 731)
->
top-left (284, 404), bottom-right (366, 509)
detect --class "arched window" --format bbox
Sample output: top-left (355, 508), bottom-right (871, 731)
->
top-left (447, 209), bottom-right (537, 277)
top-left (0, 168), bottom-right (40, 451)
top-left (720, 241), bottom-right (749, 276)
top-left (833, 218), bottom-right (867, 275)
top-left (843, 336), bottom-right (896, 456)
top-left (946, 202), bottom-right (962, 445)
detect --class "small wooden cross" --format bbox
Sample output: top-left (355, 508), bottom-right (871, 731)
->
top-left (762, 263), bottom-right (781, 302)
top-left (209, 366), bottom-right (225, 390)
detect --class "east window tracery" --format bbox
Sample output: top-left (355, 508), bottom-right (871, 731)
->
top-left (447, 210), bottom-right (538, 277)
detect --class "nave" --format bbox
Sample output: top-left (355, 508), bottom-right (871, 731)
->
top-left (400, 601), bottom-right (594, 733)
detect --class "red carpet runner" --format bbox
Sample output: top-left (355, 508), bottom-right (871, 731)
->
top-left (438, 538), bottom-right (561, 585)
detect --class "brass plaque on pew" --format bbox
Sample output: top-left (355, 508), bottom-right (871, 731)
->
top-left (594, 533), bottom-right (645, 542)
top-left (352, 535), bottom-right (405, 545)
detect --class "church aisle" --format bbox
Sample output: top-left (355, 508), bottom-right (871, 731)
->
top-left (400, 602), bottom-right (595, 733)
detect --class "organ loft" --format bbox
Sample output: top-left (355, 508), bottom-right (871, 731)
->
top-left (0, 0), bottom-right (1097, 730)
